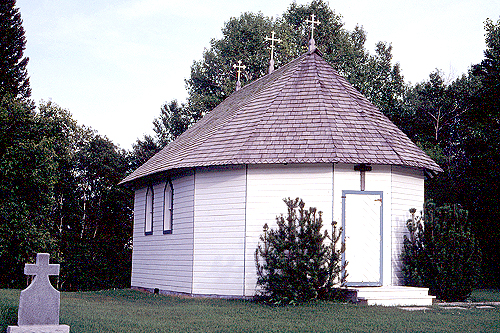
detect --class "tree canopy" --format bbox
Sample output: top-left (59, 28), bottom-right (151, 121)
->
top-left (0, 99), bottom-right (133, 289)
top-left (398, 18), bottom-right (500, 286)
top-left (186, 1), bottom-right (405, 123)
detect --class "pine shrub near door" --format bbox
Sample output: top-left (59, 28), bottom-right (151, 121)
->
top-left (401, 202), bottom-right (480, 301)
top-left (255, 198), bottom-right (346, 305)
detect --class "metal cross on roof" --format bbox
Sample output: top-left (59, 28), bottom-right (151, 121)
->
top-left (265, 31), bottom-right (282, 62)
top-left (306, 13), bottom-right (321, 52)
top-left (233, 60), bottom-right (246, 91)
top-left (265, 31), bottom-right (282, 74)
top-left (306, 13), bottom-right (321, 39)
top-left (233, 60), bottom-right (246, 81)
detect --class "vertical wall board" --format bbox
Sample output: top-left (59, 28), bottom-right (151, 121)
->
top-left (333, 163), bottom-right (358, 285)
top-left (333, 164), bottom-right (359, 225)
top-left (192, 165), bottom-right (247, 296)
top-left (131, 170), bottom-right (195, 293)
top-left (131, 187), bottom-right (147, 289)
top-left (365, 165), bottom-right (392, 286)
top-left (245, 163), bottom-right (334, 296)
top-left (390, 166), bottom-right (424, 285)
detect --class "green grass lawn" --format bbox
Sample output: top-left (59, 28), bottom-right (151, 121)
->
top-left (1, 289), bottom-right (500, 332)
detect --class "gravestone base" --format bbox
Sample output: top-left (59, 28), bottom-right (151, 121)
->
top-left (7, 324), bottom-right (70, 333)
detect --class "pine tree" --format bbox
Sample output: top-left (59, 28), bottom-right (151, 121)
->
top-left (0, 0), bottom-right (31, 100)
top-left (255, 198), bottom-right (346, 304)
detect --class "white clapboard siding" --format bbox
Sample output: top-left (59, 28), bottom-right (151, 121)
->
top-left (192, 165), bottom-right (247, 296)
top-left (390, 166), bottom-right (424, 285)
top-left (245, 163), bottom-right (334, 296)
top-left (131, 170), bottom-right (195, 294)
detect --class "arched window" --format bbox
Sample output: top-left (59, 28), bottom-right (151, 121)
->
top-left (163, 180), bottom-right (173, 234)
top-left (145, 186), bottom-right (153, 235)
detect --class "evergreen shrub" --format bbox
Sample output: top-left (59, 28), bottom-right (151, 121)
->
top-left (255, 198), bottom-right (346, 305)
top-left (401, 201), bottom-right (480, 301)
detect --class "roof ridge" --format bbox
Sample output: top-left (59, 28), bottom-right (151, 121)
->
top-left (232, 54), bottom-right (310, 162)
top-left (310, 53), bottom-right (340, 159)
top-left (328, 67), bottom-right (439, 169)
top-left (206, 55), bottom-right (307, 163)
top-left (314, 53), bottom-right (409, 165)
top-left (312, 55), bottom-right (382, 163)
top-left (336, 73), bottom-right (406, 165)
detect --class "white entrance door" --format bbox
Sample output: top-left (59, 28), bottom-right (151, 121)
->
top-left (342, 191), bottom-right (383, 286)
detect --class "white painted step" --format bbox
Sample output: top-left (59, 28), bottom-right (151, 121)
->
top-left (353, 286), bottom-right (436, 306)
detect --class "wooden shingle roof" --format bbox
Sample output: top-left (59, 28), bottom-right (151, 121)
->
top-left (121, 50), bottom-right (442, 185)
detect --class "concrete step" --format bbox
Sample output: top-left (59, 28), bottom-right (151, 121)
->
top-left (352, 286), bottom-right (436, 306)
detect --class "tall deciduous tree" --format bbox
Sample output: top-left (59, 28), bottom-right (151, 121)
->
top-left (130, 99), bottom-right (190, 171)
top-left (186, 12), bottom-right (275, 118)
top-left (405, 70), bottom-right (468, 146)
top-left (153, 100), bottom-right (191, 147)
top-left (0, 0), bottom-right (30, 100)
top-left (0, 98), bottom-right (59, 288)
top-left (400, 17), bottom-right (500, 287)
top-left (129, 134), bottom-right (161, 172)
top-left (61, 133), bottom-right (133, 291)
top-left (183, 0), bottom-right (405, 129)
top-left (472, 18), bottom-right (500, 120)
top-left (0, 99), bottom-right (134, 290)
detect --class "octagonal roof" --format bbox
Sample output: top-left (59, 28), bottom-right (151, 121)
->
top-left (121, 50), bottom-right (441, 185)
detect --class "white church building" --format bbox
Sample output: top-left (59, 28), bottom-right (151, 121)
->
top-left (120, 30), bottom-right (442, 305)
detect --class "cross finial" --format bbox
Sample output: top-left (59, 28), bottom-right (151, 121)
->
top-left (305, 13), bottom-right (321, 52)
top-left (265, 31), bottom-right (282, 74)
top-left (306, 13), bottom-right (321, 39)
top-left (233, 60), bottom-right (246, 91)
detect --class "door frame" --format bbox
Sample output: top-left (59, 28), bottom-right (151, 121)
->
top-left (341, 190), bottom-right (383, 287)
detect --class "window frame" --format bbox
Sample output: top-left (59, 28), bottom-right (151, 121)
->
top-left (144, 186), bottom-right (154, 235)
top-left (163, 180), bottom-right (173, 234)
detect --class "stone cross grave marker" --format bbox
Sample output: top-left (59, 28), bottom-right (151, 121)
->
top-left (7, 253), bottom-right (70, 333)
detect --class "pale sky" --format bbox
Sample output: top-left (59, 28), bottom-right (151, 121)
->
top-left (16, 0), bottom-right (499, 150)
